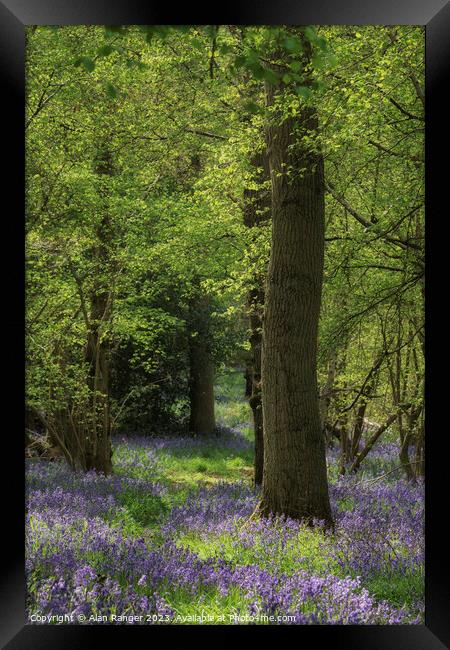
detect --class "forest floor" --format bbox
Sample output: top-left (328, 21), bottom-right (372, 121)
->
top-left (26, 371), bottom-right (424, 625)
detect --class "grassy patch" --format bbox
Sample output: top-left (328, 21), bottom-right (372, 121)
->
top-left (365, 569), bottom-right (424, 609)
top-left (176, 524), bottom-right (338, 578)
top-left (157, 446), bottom-right (254, 489)
top-left (165, 585), bottom-right (250, 624)
top-left (116, 491), bottom-right (168, 527)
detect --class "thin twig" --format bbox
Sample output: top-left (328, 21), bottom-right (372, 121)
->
top-left (355, 460), bottom-right (422, 486)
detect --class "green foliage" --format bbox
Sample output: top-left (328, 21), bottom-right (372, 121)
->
top-left (116, 491), bottom-right (168, 528)
top-left (26, 24), bottom-right (423, 467)
top-left (365, 570), bottom-right (424, 609)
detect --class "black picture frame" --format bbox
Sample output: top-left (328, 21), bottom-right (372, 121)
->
top-left (2, 1), bottom-right (448, 647)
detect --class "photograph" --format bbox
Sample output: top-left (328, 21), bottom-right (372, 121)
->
top-left (0, 2), bottom-right (446, 643)
top-left (23, 23), bottom-right (427, 627)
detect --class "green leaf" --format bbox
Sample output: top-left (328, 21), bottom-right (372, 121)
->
top-left (98, 45), bottom-right (114, 57)
top-left (105, 25), bottom-right (125, 34)
top-left (191, 38), bottom-right (204, 51)
top-left (245, 49), bottom-right (259, 64)
top-left (294, 86), bottom-right (311, 100)
top-left (171, 25), bottom-right (191, 33)
top-left (243, 101), bottom-right (260, 114)
top-left (316, 36), bottom-right (328, 51)
top-left (106, 82), bottom-right (118, 99)
top-left (303, 26), bottom-right (317, 44)
top-left (234, 55), bottom-right (247, 68)
top-left (289, 61), bottom-right (302, 73)
top-left (203, 25), bottom-right (217, 39)
top-left (81, 57), bottom-right (95, 73)
top-left (311, 55), bottom-right (325, 70)
top-left (328, 53), bottom-right (338, 67)
top-left (284, 37), bottom-right (302, 53)
top-left (248, 62), bottom-right (265, 80)
top-left (219, 43), bottom-right (233, 55)
top-left (311, 79), bottom-right (326, 91)
top-left (104, 25), bottom-right (126, 39)
top-left (152, 26), bottom-right (170, 40)
top-left (262, 68), bottom-right (279, 84)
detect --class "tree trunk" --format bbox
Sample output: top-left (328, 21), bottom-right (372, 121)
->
top-left (320, 353), bottom-right (337, 447)
top-left (259, 42), bottom-right (333, 526)
top-left (248, 286), bottom-right (264, 486)
top-left (414, 414), bottom-right (425, 477)
top-left (350, 413), bottom-right (398, 473)
top-left (244, 150), bottom-right (271, 486)
top-left (84, 148), bottom-right (114, 473)
top-left (399, 434), bottom-right (416, 482)
top-left (244, 362), bottom-right (253, 398)
top-left (188, 293), bottom-right (216, 436)
top-left (84, 283), bottom-right (112, 473)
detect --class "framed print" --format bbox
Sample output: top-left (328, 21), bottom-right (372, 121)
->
top-left (1, 0), bottom-right (448, 647)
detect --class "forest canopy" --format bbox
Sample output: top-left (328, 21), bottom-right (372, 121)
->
top-left (26, 24), bottom-right (424, 488)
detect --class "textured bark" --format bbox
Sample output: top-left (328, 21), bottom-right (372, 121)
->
top-left (244, 151), bottom-right (271, 486)
top-left (259, 46), bottom-right (333, 525)
top-left (188, 293), bottom-right (216, 436)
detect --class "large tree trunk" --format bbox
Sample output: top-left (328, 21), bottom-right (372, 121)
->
top-left (188, 293), bottom-right (216, 436)
top-left (244, 151), bottom-right (271, 486)
top-left (259, 43), bottom-right (333, 526)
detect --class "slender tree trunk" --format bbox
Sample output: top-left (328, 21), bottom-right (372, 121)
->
top-left (399, 433), bottom-right (416, 481)
top-left (349, 351), bottom-right (382, 463)
top-left (248, 287), bottom-right (264, 486)
top-left (259, 42), bottom-right (333, 526)
top-left (244, 151), bottom-right (271, 486)
top-left (339, 414), bottom-right (351, 475)
top-left (83, 145), bottom-right (114, 474)
top-left (189, 340), bottom-right (215, 435)
top-left (84, 286), bottom-right (112, 473)
top-left (320, 353), bottom-right (337, 447)
top-left (350, 413), bottom-right (398, 473)
top-left (244, 362), bottom-right (253, 398)
top-left (188, 293), bottom-right (216, 436)
top-left (414, 413), bottom-right (425, 477)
